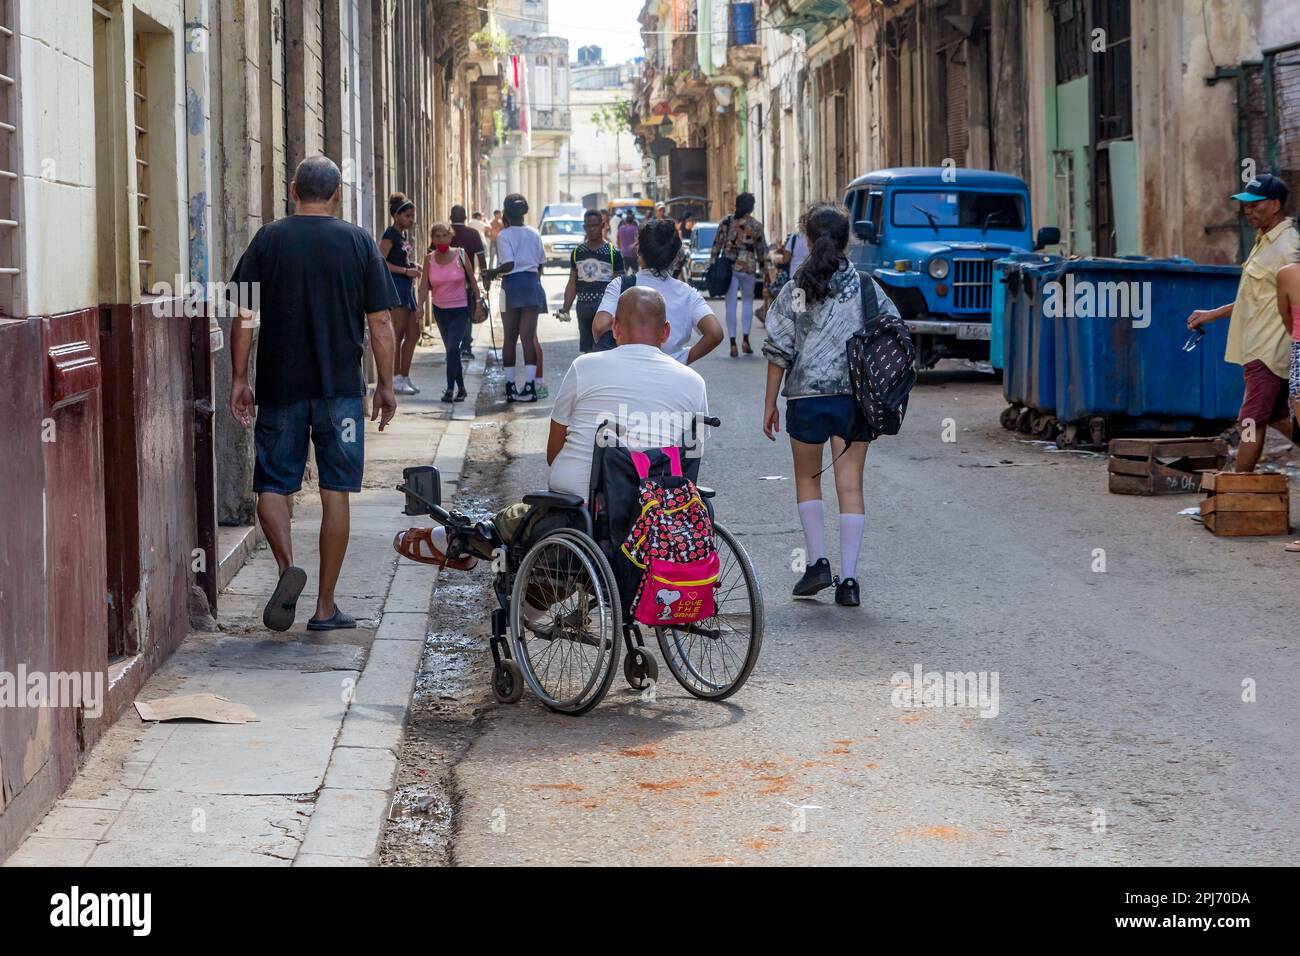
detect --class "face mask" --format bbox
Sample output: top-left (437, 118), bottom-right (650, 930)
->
top-left (435, 243), bottom-right (451, 253)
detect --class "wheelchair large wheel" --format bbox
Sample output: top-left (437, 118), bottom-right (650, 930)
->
top-left (657, 522), bottom-right (763, 701)
top-left (509, 530), bottom-right (622, 715)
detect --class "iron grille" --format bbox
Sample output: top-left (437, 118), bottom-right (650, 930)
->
top-left (952, 258), bottom-right (992, 312)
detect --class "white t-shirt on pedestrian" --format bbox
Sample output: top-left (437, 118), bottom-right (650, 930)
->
top-left (595, 271), bottom-right (715, 364)
top-left (788, 234), bottom-right (809, 273)
top-left (548, 344), bottom-right (710, 499)
top-left (496, 225), bottom-right (545, 274)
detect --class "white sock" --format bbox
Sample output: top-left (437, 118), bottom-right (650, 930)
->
top-left (840, 513), bottom-right (864, 580)
top-left (525, 364), bottom-right (536, 384)
top-left (797, 500), bottom-right (826, 563)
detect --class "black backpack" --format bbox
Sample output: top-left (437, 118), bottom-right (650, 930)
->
top-left (592, 273), bottom-right (636, 352)
top-left (846, 275), bottom-right (916, 441)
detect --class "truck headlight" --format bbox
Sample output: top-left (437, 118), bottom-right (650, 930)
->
top-left (927, 258), bottom-right (950, 280)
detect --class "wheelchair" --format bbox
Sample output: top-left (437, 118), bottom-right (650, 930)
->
top-left (396, 415), bottom-right (763, 715)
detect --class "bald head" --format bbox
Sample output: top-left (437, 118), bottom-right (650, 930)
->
top-left (613, 286), bottom-right (670, 348)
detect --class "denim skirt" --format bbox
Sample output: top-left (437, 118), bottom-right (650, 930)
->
top-left (391, 273), bottom-right (418, 310)
top-left (501, 270), bottom-right (547, 311)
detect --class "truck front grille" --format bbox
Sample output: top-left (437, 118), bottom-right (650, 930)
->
top-left (952, 258), bottom-right (992, 312)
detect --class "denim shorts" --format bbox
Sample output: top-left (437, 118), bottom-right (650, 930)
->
top-left (786, 394), bottom-right (869, 444)
top-left (254, 396), bottom-right (366, 494)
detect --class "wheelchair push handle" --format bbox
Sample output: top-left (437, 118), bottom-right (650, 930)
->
top-left (596, 413), bottom-right (721, 445)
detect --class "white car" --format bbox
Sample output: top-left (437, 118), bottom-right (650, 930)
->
top-left (539, 217), bottom-right (584, 268)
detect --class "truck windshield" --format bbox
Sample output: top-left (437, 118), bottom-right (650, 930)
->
top-left (691, 225), bottom-right (717, 252)
top-left (892, 191), bottom-right (1026, 232)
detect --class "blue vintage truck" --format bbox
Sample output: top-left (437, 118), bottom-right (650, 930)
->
top-left (842, 168), bottom-right (1059, 368)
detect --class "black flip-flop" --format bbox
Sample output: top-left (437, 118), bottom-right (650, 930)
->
top-left (263, 566), bottom-right (307, 632)
top-left (306, 605), bottom-right (357, 631)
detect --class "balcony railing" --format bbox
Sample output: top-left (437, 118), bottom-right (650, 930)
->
top-left (505, 107), bottom-right (571, 132)
top-left (533, 108), bottom-right (571, 131)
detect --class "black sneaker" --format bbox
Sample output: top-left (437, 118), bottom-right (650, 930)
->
top-left (440, 389), bottom-right (455, 403)
top-left (518, 381), bottom-right (539, 403)
top-left (454, 387), bottom-right (468, 402)
top-left (835, 577), bottom-right (860, 607)
top-left (505, 382), bottom-right (517, 403)
top-left (461, 347), bottom-right (475, 359)
top-left (792, 557), bottom-right (835, 597)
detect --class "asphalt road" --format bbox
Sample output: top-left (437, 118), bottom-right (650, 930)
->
top-left (389, 271), bottom-right (1300, 866)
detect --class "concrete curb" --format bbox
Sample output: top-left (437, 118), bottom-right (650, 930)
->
top-left (291, 344), bottom-right (486, 866)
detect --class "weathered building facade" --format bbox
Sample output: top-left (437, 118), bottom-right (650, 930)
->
top-left (0, 0), bottom-right (496, 860)
top-left (565, 56), bottom-right (642, 208)
top-left (634, 0), bottom-right (1300, 263)
top-left (490, 0), bottom-right (573, 222)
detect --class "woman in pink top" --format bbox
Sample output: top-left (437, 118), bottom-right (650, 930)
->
top-left (418, 222), bottom-right (476, 403)
top-left (1278, 254), bottom-right (1300, 550)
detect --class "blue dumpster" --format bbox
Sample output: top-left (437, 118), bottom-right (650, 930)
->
top-left (1038, 257), bottom-right (1243, 434)
top-left (1001, 258), bottom-right (1062, 415)
top-left (992, 254), bottom-right (1058, 373)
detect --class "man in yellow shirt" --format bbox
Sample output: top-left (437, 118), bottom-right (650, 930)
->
top-left (1188, 174), bottom-right (1300, 472)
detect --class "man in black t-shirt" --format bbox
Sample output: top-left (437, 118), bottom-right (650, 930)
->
top-left (450, 204), bottom-right (486, 358)
top-left (228, 155), bottom-right (399, 634)
top-left (558, 209), bottom-right (626, 352)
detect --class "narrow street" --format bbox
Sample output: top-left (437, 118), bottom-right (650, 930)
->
top-left (383, 273), bottom-right (1300, 866)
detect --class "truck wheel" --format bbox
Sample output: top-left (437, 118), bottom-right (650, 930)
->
top-left (909, 333), bottom-right (926, 374)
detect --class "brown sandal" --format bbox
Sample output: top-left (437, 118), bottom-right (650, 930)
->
top-left (393, 528), bottom-right (478, 569)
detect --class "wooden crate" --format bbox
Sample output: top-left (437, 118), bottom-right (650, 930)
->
top-left (1200, 471), bottom-right (1291, 536)
top-left (1107, 437), bottom-right (1229, 495)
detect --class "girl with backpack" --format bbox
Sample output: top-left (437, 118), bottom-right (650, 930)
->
top-left (709, 192), bottom-right (768, 357)
top-left (761, 203), bottom-right (886, 607)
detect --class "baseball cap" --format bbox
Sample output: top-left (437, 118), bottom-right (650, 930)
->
top-left (1231, 173), bottom-right (1289, 204)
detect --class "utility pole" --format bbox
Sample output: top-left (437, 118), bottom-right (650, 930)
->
top-left (614, 131), bottom-right (621, 199)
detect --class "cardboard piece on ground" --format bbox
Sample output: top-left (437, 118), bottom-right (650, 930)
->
top-left (134, 693), bottom-right (259, 724)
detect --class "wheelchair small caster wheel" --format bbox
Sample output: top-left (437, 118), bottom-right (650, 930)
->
top-left (624, 647), bottom-right (658, 690)
top-left (493, 660), bottom-right (524, 704)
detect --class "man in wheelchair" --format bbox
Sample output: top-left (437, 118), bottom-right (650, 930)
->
top-left (394, 285), bottom-right (709, 567)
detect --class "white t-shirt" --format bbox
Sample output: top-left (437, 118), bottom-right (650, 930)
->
top-left (548, 344), bottom-right (710, 498)
top-left (788, 234), bottom-right (809, 273)
top-left (595, 272), bottom-right (715, 364)
top-left (496, 225), bottom-right (545, 274)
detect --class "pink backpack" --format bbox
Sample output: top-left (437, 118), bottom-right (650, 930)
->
top-left (620, 448), bottom-right (719, 627)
